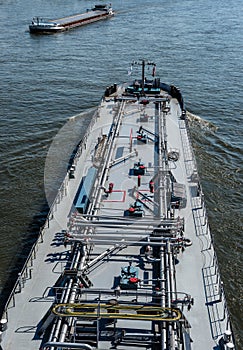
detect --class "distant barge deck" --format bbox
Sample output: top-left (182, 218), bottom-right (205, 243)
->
top-left (29, 4), bottom-right (114, 34)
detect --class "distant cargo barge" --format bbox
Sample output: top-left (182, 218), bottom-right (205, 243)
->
top-left (29, 4), bottom-right (114, 34)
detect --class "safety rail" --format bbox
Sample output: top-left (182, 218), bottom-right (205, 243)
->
top-left (181, 114), bottom-right (235, 343)
top-left (0, 107), bottom-right (100, 321)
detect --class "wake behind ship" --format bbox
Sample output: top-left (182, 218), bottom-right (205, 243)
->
top-left (0, 60), bottom-right (236, 349)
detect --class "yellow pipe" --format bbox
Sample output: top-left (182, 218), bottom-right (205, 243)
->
top-left (52, 303), bottom-right (181, 322)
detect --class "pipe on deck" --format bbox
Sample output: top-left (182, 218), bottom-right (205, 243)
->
top-left (42, 342), bottom-right (93, 349)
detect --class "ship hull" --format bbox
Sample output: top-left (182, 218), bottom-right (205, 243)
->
top-left (0, 61), bottom-right (235, 350)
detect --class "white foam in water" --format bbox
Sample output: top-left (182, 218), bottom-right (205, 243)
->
top-left (187, 111), bottom-right (217, 131)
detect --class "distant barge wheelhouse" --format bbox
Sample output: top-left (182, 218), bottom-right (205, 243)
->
top-left (29, 4), bottom-right (114, 34)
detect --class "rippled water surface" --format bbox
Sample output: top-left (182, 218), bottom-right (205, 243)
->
top-left (0, 0), bottom-right (242, 346)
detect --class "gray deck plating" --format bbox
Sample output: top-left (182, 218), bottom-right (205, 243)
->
top-left (1, 81), bottom-right (234, 349)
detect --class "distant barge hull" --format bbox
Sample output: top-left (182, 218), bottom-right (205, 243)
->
top-left (29, 4), bottom-right (114, 34)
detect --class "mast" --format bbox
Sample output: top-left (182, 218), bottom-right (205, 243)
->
top-left (132, 59), bottom-right (156, 94)
top-left (142, 59), bottom-right (145, 94)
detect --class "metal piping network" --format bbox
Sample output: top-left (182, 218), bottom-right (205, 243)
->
top-left (49, 278), bottom-right (73, 350)
top-left (91, 100), bottom-right (125, 215)
top-left (75, 214), bottom-right (179, 225)
top-left (167, 241), bottom-right (176, 348)
top-left (48, 234), bottom-right (85, 348)
top-left (58, 243), bottom-right (87, 344)
top-left (71, 221), bottom-right (179, 231)
top-left (155, 97), bottom-right (176, 349)
top-left (50, 105), bottom-right (127, 347)
top-left (158, 101), bottom-right (166, 219)
top-left (160, 245), bottom-right (166, 350)
top-left (42, 342), bottom-right (93, 349)
top-left (65, 238), bottom-right (186, 247)
top-left (46, 102), bottom-right (126, 347)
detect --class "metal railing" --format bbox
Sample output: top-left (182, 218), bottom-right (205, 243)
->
top-left (1, 107), bottom-right (100, 321)
top-left (180, 112), bottom-right (235, 344)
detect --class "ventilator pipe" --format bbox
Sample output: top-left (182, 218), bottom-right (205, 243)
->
top-left (46, 317), bottom-right (59, 347)
top-left (74, 238), bottom-right (190, 247)
top-left (83, 245), bottom-right (119, 270)
top-left (73, 233), bottom-right (182, 241)
top-left (58, 283), bottom-right (80, 344)
top-left (48, 276), bottom-right (73, 350)
top-left (63, 279), bottom-right (73, 304)
top-left (169, 241), bottom-right (177, 303)
top-left (58, 323), bottom-right (69, 344)
top-left (159, 246), bottom-right (167, 350)
top-left (49, 318), bottom-right (63, 350)
top-left (42, 341), bottom-right (93, 349)
top-left (77, 214), bottom-right (179, 224)
top-left (73, 222), bottom-right (183, 232)
top-left (79, 245), bottom-right (87, 270)
top-left (48, 280), bottom-right (73, 350)
top-left (65, 238), bottom-right (178, 247)
top-left (73, 287), bottom-right (160, 297)
top-left (73, 218), bottom-right (179, 227)
top-left (68, 232), bottom-right (183, 240)
top-left (70, 282), bottom-right (79, 303)
top-left (69, 242), bottom-right (82, 270)
top-left (71, 247), bottom-right (81, 270)
top-left (123, 332), bottom-right (161, 338)
top-left (166, 242), bottom-right (172, 308)
top-left (93, 101), bottom-right (125, 211)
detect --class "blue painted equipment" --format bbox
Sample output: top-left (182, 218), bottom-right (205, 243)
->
top-left (120, 265), bottom-right (139, 290)
top-left (75, 167), bottom-right (97, 213)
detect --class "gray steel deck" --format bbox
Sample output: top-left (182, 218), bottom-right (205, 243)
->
top-left (1, 79), bottom-right (234, 349)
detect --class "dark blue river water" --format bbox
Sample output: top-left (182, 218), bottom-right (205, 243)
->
top-left (0, 0), bottom-right (242, 346)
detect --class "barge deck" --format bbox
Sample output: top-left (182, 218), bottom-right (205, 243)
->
top-left (0, 60), bottom-right (236, 350)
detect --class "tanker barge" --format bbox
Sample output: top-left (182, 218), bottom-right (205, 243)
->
top-left (0, 60), bottom-right (236, 349)
top-left (29, 4), bottom-right (114, 34)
